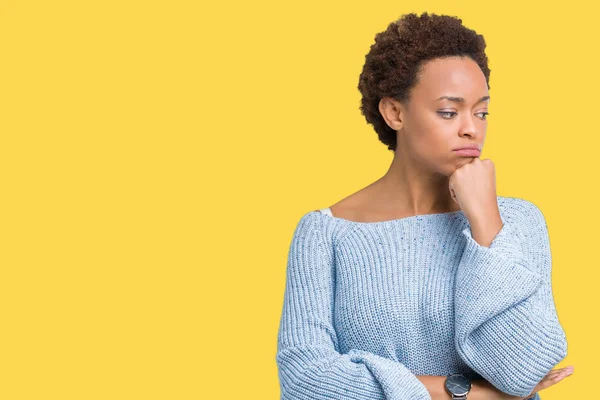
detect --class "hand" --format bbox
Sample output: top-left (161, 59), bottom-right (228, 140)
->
top-left (448, 158), bottom-right (498, 220)
top-left (473, 365), bottom-right (574, 400)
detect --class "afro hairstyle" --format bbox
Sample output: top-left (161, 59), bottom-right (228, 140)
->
top-left (357, 12), bottom-right (491, 152)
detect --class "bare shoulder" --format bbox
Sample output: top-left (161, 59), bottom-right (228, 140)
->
top-left (328, 182), bottom-right (382, 221)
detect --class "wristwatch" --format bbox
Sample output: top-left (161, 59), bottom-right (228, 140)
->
top-left (444, 373), bottom-right (472, 399)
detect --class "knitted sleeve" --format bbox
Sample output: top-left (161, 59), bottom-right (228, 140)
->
top-left (454, 200), bottom-right (568, 397)
top-left (276, 212), bottom-right (432, 400)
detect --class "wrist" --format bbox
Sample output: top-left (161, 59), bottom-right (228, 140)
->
top-left (468, 378), bottom-right (494, 400)
top-left (468, 213), bottom-right (503, 247)
top-left (444, 373), bottom-right (472, 399)
top-left (415, 375), bottom-right (448, 399)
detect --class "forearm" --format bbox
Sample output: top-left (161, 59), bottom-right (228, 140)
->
top-left (415, 376), bottom-right (495, 400)
top-left (415, 375), bottom-right (450, 399)
top-left (467, 211), bottom-right (503, 248)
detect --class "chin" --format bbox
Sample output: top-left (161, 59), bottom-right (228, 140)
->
top-left (442, 161), bottom-right (468, 177)
top-left (434, 166), bottom-right (455, 178)
top-left (426, 157), bottom-right (464, 177)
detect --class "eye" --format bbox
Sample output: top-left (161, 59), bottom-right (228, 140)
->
top-left (437, 111), bottom-right (457, 119)
top-left (437, 111), bottom-right (490, 120)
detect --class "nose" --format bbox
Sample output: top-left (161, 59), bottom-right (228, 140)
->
top-left (458, 115), bottom-right (481, 138)
top-left (459, 130), bottom-right (477, 138)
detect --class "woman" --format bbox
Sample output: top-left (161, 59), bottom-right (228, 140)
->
top-left (275, 12), bottom-right (572, 400)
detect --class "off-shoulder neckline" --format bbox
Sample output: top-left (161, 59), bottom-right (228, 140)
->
top-left (313, 207), bottom-right (466, 226)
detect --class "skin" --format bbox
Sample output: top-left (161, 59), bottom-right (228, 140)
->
top-left (416, 366), bottom-right (574, 399)
top-left (328, 55), bottom-right (575, 397)
top-left (330, 56), bottom-right (491, 222)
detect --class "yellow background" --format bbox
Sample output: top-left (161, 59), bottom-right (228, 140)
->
top-left (1, 0), bottom-right (595, 398)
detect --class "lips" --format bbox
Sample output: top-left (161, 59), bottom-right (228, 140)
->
top-left (453, 149), bottom-right (481, 157)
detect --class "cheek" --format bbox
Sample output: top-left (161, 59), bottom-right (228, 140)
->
top-left (405, 114), bottom-right (453, 159)
top-left (421, 117), bottom-right (451, 143)
top-left (409, 115), bottom-right (441, 143)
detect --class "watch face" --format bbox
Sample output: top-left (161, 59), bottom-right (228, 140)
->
top-left (445, 374), bottom-right (471, 396)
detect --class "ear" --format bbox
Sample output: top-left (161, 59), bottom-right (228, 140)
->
top-left (379, 97), bottom-right (404, 131)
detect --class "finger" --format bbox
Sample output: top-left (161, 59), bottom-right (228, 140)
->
top-left (450, 190), bottom-right (458, 204)
top-left (550, 366), bottom-right (574, 381)
top-left (548, 369), bottom-right (569, 381)
top-left (552, 373), bottom-right (567, 382)
top-left (536, 373), bottom-right (566, 392)
top-left (546, 372), bottom-right (562, 381)
top-left (546, 369), bottom-right (565, 379)
top-left (529, 368), bottom-right (574, 397)
top-left (545, 367), bottom-right (569, 379)
top-left (547, 371), bottom-right (569, 387)
top-left (534, 377), bottom-right (560, 393)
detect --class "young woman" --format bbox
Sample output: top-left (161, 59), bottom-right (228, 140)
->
top-left (276, 12), bottom-right (573, 400)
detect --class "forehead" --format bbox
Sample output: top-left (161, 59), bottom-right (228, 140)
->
top-left (412, 56), bottom-right (488, 102)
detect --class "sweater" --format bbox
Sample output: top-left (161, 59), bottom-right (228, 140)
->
top-left (275, 196), bottom-right (567, 400)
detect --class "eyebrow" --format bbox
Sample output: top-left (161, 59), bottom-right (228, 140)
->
top-left (436, 95), bottom-right (490, 104)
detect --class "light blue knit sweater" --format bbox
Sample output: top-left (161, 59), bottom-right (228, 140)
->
top-left (276, 196), bottom-right (567, 400)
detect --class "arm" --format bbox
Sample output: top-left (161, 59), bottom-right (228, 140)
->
top-left (415, 376), bottom-right (449, 400)
top-left (416, 376), bottom-right (531, 400)
top-left (276, 212), bottom-right (432, 400)
top-left (454, 200), bottom-right (568, 397)
top-left (416, 375), bottom-right (542, 400)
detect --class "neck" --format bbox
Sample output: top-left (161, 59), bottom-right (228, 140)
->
top-left (375, 151), bottom-right (460, 215)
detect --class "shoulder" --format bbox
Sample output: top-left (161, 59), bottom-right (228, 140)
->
top-left (324, 182), bottom-right (378, 221)
top-left (287, 210), bottom-right (338, 266)
top-left (292, 209), bottom-right (335, 240)
top-left (294, 209), bottom-right (324, 232)
top-left (498, 197), bottom-right (550, 250)
top-left (499, 196), bottom-right (546, 227)
top-left (292, 206), bottom-right (354, 248)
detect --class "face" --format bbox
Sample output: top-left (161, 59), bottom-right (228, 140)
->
top-left (382, 56), bottom-right (490, 177)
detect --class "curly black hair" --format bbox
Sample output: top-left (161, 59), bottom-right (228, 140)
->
top-left (357, 12), bottom-right (491, 152)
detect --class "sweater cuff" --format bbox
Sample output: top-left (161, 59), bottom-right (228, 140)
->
top-left (347, 349), bottom-right (432, 400)
top-left (455, 222), bottom-right (549, 397)
top-left (456, 222), bottom-right (543, 329)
